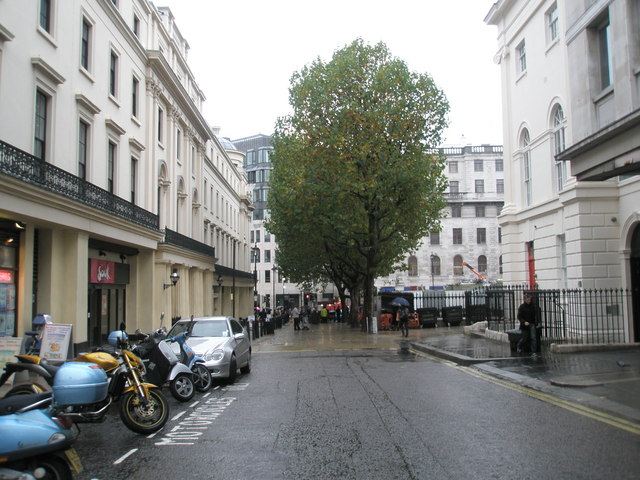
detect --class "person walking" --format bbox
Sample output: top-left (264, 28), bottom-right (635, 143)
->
top-left (398, 306), bottom-right (409, 337)
top-left (517, 293), bottom-right (539, 354)
top-left (291, 306), bottom-right (300, 331)
top-left (320, 306), bottom-right (328, 323)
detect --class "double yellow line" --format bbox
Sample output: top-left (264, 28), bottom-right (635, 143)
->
top-left (413, 349), bottom-right (640, 435)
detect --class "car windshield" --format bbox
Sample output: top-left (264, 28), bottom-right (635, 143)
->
top-left (190, 320), bottom-right (229, 338)
top-left (168, 319), bottom-right (230, 338)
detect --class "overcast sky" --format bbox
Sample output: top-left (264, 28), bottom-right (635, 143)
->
top-left (155, 0), bottom-right (502, 146)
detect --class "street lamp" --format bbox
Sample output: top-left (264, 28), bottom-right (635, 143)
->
top-left (217, 275), bottom-right (224, 315)
top-left (252, 244), bottom-right (260, 313)
top-left (282, 277), bottom-right (286, 308)
top-left (430, 254), bottom-right (436, 289)
top-left (163, 268), bottom-right (180, 290)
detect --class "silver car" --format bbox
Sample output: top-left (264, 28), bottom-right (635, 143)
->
top-left (166, 316), bottom-right (251, 383)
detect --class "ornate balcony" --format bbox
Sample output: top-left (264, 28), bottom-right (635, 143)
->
top-left (0, 139), bottom-right (158, 231)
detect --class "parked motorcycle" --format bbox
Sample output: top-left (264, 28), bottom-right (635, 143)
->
top-left (0, 360), bottom-right (107, 479)
top-left (132, 329), bottom-right (196, 402)
top-left (0, 331), bottom-right (170, 435)
top-left (166, 329), bottom-right (212, 392)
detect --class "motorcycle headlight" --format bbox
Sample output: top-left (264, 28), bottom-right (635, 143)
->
top-left (205, 348), bottom-right (224, 362)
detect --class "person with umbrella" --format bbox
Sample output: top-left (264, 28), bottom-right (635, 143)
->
top-left (391, 297), bottom-right (410, 337)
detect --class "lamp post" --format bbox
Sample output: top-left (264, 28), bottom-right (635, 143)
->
top-left (282, 277), bottom-right (286, 309)
top-left (271, 266), bottom-right (277, 311)
top-left (217, 275), bottom-right (223, 315)
top-left (252, 244), bottom-right (260, 314)
top-left (163, 268), bottom-right (180, 290)
top-left (430, 254), bottom-right (436, 289)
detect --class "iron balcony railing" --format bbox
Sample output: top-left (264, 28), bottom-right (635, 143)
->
top-left (162, 228), bottom-right (215, 258)
top-left (0, 140), bottom-right (158, 231)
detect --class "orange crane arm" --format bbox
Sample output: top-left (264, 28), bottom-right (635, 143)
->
top-left (462, 262), bottom-right (486, 279)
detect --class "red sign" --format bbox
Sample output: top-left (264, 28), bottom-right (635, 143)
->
top-left (0, 270), bottom-right (13, 283)
top-left (90, 259), bottom-right (115, 284)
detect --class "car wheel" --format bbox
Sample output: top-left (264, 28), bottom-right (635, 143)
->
top-left (240, 351), bottom-right (251, 374)
top-left (227, 354), bottom-right (237, 384)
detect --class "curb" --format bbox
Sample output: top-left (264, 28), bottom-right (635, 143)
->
top-left (409, 342), bottom-right (513, 366)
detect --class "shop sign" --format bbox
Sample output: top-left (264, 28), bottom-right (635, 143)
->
top-left (90, 259), bottom-right (115, 284)
top-left (0, 270), bottom-right (13, 284)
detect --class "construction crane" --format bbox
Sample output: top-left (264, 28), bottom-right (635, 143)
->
top-left (461, 262), bottom-right (487, 281)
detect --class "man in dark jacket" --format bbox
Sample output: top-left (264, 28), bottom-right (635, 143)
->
top-left (517, 293), bottom-right (539, 354)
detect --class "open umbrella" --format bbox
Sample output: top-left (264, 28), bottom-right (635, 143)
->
top-left (390, 297), bottom-right (410, 307)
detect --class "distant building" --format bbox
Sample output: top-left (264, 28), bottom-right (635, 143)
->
top-left (376, 145), bottom-right (505, 291)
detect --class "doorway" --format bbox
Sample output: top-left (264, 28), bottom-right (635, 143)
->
top-left (629, 227), bottom-right (640, 342)
top-left (88, 286), bottom-right (126, 348)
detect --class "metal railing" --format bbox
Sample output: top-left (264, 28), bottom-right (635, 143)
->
top-left (162, 228), bottom-right (215, 258)
top-left (409, 285), bottom-right (632, 345)
top-left (0, 140), bottom-right (158, 231)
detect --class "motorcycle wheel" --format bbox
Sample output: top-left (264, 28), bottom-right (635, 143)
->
top-left (27, 454), bottom-right (73, 480)
top-left (5, 383), bottom-right (48, 396)
top-left (119, 389), bottom-right (169, 434)
top-left (192, 363), bottom-right (213, 392)
top-left (170, 373), bottom-right (195, 402)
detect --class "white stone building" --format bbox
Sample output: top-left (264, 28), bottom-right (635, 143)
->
top-left (376, 145), bottom-right (505, 291)
top-left (0, 0), bottom-right (253, 352)
top-left (486, 0), bottom-right (640, 341)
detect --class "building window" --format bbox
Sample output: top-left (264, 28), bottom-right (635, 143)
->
top-left (451, 205), bottom-right (462, 218)
top-left (264, 231), bottom-right (271, 242)
top-left (264, 250), bottom-right (271, 263)
top-left (131, 157), bottom-right (137, 203)
top-left (521, 129), bottom-right (532, 206)
top-left (132, 77), bottom-right (139, 118)
top-left (453, 255), bottom-right (464, 276)
top-left (449, 161), bottom-right (458, 173)
top-left (475, 206), bottom-right (485, 217)
top-left (496, 179), bottom-right (504, 194)
top-left (429, 231), bottom-right (440, 245)
top-left (109, 51), bottom-right (118, 97)
top-left (34, 89), bottom-right (48, 162)
top-left (81, 19), bottom-right (91, 71)
top-left (553, 105), bottom-right (567, 192)
top-left (408, 256), bottom-right (418, 276)
top-left (255, 230), bottom-right (261, 243)
top-left (475, 179), bottom-right (484, 193)
top-left (499, 255), bottom-right (503, 274)
top-left (547, 3), bottom-right (559, 43)
top-left (453, 228), bottom-right (463, 245)
top-left (477, 228), bottom-right (487, 244)
top-left (474, 159), bottom-right (483, 172)
top-left (157, 107), bottom-right (164, 143)
top-left (516, 40), bottom-right (527, 74)
top-left (133, 14), bottom-right (140, 37)
top-left (495, 159), bottom-right (503, 171)
top-left (498, 227), bottom-right (502, 244)
top-left (176, 128), bottom-right (181, 160)
top-left (597, 14), bottom-right (612, 90)
top-left (78, 120), bottom-right (88, 180)
top-left (265, 270), bottom-right (271, 283)
top-left (449, 181), bottom-right (459, 193)
top-left (477, 255), bottom-right (487, 274)
top-left (40, 0), bottom-right (51, 33)
top-left (108, 141), bottom-right (116, 194)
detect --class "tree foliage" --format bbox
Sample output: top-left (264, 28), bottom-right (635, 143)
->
top-left (267, 39), bottom-right (449, 322)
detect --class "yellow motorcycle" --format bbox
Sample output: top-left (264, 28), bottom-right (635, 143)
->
top-left (0, 330), bottom-right (170, 435)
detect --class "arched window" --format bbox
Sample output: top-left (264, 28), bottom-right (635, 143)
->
top-left (477, 255), bottom-right (487, 273)
top-left (552, 105), bottom-right (567, 192)
top-left (408, 255), bottom-right (418, 276)
top-left (521, 129), bottom-right (532, 206)
top-left (453, 255), bottom-right (464, 276)
top-left (430, 255), bottom-right (441, 276)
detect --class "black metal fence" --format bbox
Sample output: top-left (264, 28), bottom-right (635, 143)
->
top-left (411, 285), bottom-right (632, 345)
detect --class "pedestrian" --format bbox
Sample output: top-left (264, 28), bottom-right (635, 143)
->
top-left (517, 293), bottom-right (539, 354)
top-left (301, 307), bottom-right (310, 330)
top-left (335, 306), bottom-right (342, 323)
top-left (291, 306), bottom-right (300, 330)
top-left (320, 306), bottom-right (328, 323)
top-left (398, 306), bottom-right (409, 337)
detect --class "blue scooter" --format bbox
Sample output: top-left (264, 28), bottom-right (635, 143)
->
top-left (0, 393), bottom-right (81, 479)
top-left (166, 331), bottom-right (213, 392)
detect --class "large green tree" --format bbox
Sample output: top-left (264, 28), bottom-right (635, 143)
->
top-left (268, 39), bottom-right (449, 325)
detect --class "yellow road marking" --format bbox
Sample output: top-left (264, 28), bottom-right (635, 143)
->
top-left (411, 348), bottom-right (640, 436)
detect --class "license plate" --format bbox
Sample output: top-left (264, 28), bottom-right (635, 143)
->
top-left (64, 448), bottom-right (83, 473)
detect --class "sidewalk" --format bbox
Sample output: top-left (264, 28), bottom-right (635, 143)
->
top-left (252, 320), bottom-right (640, 424)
